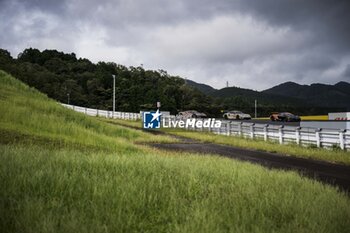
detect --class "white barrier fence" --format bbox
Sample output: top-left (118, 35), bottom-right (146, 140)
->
top-left (61, 104), bottom-right (141, 120)
top-left (61, 103), bottom-right (349, 151)
top-left (162, 117), bottom-right (350, 150)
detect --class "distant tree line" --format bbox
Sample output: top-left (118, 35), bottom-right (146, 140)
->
top-left (0, 48), bottom-right (342, 117)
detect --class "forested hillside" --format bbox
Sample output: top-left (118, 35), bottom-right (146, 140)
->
top-left (0, 48), bottom-right (216, 115)
top-left (263, 82), bottom-right (350, 109)
top-left (0, 48), bottom-right (347, 116)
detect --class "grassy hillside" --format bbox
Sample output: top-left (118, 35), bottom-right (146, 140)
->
top-left (1, 70), bottom-right (350, 233)
top-left (0, 70), bottom-right (174, 151)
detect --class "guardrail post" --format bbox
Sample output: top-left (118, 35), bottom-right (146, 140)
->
top-left (96, 109), bottom-right (99, 116)
top-left (315, 128), bottom-right (321, 148)
top-left (238, 122), bottom-right (242, 136)
top-left (85, 107), bottom-right (87, 115)
top-left (295, 127), bottom-right (301, 145)
top-left (73, 105), bottom-right (75, 111)
top-left (279, 126), bottom-right (284, 144)
top-left (226, 121), bottom-right (231, 136)
top-left (339, 130), bottom-right (345, 150)
top-left (198, 119), bottom-right (202, 131)
top-left (263, 124), bottom-right (268, 141)
top-left (250, 123), bottom-right (255, 139)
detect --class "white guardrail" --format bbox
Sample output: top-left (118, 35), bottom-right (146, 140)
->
top-left (61, 104), bottom-right (141, 120)
top-left (62, 104), bottom-right (349, 151)
top-left (162, 117), bottom-right (350, 151)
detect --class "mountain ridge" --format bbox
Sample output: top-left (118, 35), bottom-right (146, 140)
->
top-left (186, 79), bottom-right (350, 109)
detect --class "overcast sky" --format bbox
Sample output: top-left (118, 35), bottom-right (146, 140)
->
top-left (1, 0), bottom-right (350, 90)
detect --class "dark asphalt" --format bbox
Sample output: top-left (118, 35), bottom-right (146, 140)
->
top-left (151, 142), bottom-right (350, 193)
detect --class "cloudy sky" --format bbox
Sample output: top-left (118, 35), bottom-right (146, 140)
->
top-left (1, 0), bottom-right (349, 90)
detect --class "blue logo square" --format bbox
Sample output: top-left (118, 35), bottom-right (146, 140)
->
top-left (143, 110), bottom-right (162, 129)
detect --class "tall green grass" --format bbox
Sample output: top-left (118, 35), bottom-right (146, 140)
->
top-left (1, 70), bottom-right (350, 232)
top-left (1, 145), bottom-right (350, 233)
top-left (0, 70), bottom-right (174, 152)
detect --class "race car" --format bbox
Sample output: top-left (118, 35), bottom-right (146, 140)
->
top-left (270, 112), bottom-right (301, 122)
top-left (177, 110), bottom-right (207, 119)
top-left (223, 110), bottom-right (252, 120)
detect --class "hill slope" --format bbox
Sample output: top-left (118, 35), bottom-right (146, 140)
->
top-left (185, 79), bottom-right (216, 94)
top-left (209, 86), bottom-right (303, 106)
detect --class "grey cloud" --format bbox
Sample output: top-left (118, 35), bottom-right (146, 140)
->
top-left (344, 65), bottom-right (350, 78)
top-left (0, 0), bottom-right (67, 15)
top-left (236, 0), bottom-right (350, 54)
top-left (0, 0), bottom-right (349, 90)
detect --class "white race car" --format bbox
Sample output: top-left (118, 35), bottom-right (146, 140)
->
top-left (223, 110), bottom-right (251, 120)
top-left (177, 110), bottom-right (207, 119)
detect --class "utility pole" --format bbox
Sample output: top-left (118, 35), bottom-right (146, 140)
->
top-left (226, 81), bottom-right (229, 88)
top-left (254, 99), bottom-right (257, 119)
top-left (112, 74), bottom-right (116, 118)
